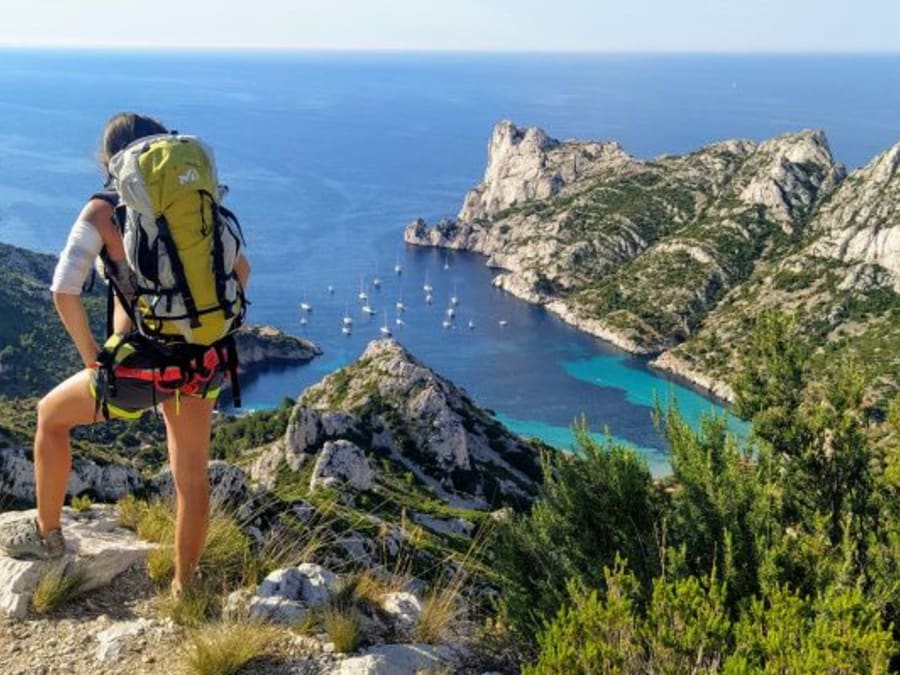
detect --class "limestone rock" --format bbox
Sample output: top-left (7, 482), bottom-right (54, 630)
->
top-left (330, 643), bottom-right (448, 675)
top-left (230, 563), bottom-right (339, 624)
top-left (380, 592), bottom-right (422, 633)
top-left (0, 507), bottom-right (155, 619)
top-left (810, 142), bottom-right (900, 290)
top-left (95, 618), bottom-right (154, 662)
top-left (251, 339), bottom-right (542, 509)
top-left (0, 448), bottom-right (143, 508)
top-left (234, 324), bottom-right (321, 370)
top-left (309, 440), bottom-right (375, 491)
top-left (411, 513), bottom-right (475, 538)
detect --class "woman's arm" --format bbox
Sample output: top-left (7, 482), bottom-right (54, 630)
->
top-left (53, 292), bottom-right (101, 367)
top-left (50, 199), bottom-right (126, 367)
top-left (235, 253), bottom-right (251, 289)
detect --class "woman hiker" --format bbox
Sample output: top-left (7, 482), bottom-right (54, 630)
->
top-left (0, 113), bottom-right (250, 598)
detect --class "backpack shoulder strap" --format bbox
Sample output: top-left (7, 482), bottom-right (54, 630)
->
top-left (90, 189), bottom-right (130, 337)
top-left (90, 190), bottom-right (127, 234)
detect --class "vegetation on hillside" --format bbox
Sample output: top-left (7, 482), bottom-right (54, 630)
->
top-left (491, 310), bottom-right (900, 671)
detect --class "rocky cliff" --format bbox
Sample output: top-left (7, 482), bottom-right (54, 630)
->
top-left (234, 324), bottom-right (322, 369)
top-left (252, 338), bottom-right (542, 510)
top-left (407, 121), bottom-right (900, 405)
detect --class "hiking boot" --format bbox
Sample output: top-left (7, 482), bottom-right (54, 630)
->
top-left (0, 518), bottom-right (67, 560)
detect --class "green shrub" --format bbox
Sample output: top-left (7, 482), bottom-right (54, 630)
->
top-left (524, 565), bottom-right (643, 675)
top-left (724, 584), bottom-right (892, 673)
top-left (491, 423), bottom-right (661, 637)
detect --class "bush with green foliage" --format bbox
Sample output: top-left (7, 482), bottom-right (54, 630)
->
top-left (496, 310), bottom-right (900, 671)
top-left (490, 424), bottom-right (662, 638)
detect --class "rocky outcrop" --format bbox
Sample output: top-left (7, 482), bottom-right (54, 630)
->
top-left (252, 338), bottom-right (542, 509)
top-left (457, 120), bottom-right (634, 223)
top-left (310, 440), bottom-right (376, 492)
top-left (0, 507), bottom-right (155, 619)
top-left (406, 120), bottom-right (900, 405)
top-left (331, 644), bottom-right (451, 675)
top-left (234, 324), bottom-right (321, 369)
top-left (0, 448), bottom-right (144, 506)
top-left (226, 563), bottom-right (339, 624)
top-left (809, 143), bottom-right (900, 290)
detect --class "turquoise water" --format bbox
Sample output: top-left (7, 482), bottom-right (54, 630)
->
top-left (1, 51), bottom-right (897, 470)
top-left (495, 413), bottom-right (672, 477)
top-left (561, 355), bottom-right (750, 439)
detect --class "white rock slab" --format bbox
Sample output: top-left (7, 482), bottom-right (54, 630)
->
top-left (0, 507), bottom-right (155, 619)
top-left (310, 440), bottom-right (375, 492)
top-left (95, 618), bottom-right (154, 662)
top-left (330, 643), bottom-right (445, 675)
top-left (380, 592), bottom-right (422, 633)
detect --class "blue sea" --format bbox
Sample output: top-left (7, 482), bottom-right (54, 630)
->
top-left (2, 50), bottom-right (899, 472)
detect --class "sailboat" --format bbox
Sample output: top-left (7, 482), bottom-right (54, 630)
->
top-left (425, 293), bottom-right (433, 305)
top-left (423, 273), bottom-right (433, 294)
top-left (362, 302), bottom-right (377, 315)
top-left (443, 254), bottom-right (450, 270)
top-left (380, 311), bottom-right (392, 337)
top-left (396, 293), bottom-right (406, 313)
top-left (468, 318), bottom-right (475, 330)
top-left (395, 315), bottom-right (405, 327)
top-left (372, 263), bottom-right (381, 289)
top-left (358, 278), bottom-right (368, 302)
top-left (394, 257), bottom-right (402, 275)
top-left (327, 285), bottom-right (335, 295)
top-left (446, 306), bottom-right (455, 319)
top-left (450, 282), bottom-right (459, 307)
top-left (299, 290), bottom-right (312, 313)
top-left (342, 302), bottom-right (353, 327)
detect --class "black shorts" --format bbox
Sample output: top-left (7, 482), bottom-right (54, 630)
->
top-left (89, 334), bottom-right (225, 420)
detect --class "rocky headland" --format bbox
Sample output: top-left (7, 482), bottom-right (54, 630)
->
top-left (406, 121), bottom-right (900, 405)
top-left (234, 324), bottom-right (322, 370)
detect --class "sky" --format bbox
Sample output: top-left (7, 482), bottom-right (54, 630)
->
top-left (0, 0), bottom-right (897, 52)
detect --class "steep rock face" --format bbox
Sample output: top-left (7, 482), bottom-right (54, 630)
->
top-left (457, 119), bottom-right (634, 223)
top-left (810, 143), bottom-right (900, 289)
top-left (252, 338), bottom-right (542, 509)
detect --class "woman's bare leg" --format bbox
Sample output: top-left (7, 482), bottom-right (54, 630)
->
top-left (34, 369), bottom-right (101, 534)
top-left (162, 395), bottom-right (215, 594)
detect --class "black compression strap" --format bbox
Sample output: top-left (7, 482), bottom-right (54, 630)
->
top-left (224, 335), bottom-right (241, 408)
top-left (218, 204), bottom-right (246, 246)
top-left (155, 214), bottom-right (202, 329)
top-left (207, 193), bottom-right (233, 320)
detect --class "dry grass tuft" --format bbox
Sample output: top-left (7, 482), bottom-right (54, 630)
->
top-left (31, 562), bottom-right (91, 614)
top-left (158, 581), bottom-right (222, 627)
top-left (180, 621), bottom-right (281, 675)
top-left (322, 605), bottom-right (362, 653)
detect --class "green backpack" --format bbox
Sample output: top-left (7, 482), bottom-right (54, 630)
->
top-left (108, 133), bottom-right (246, 345)
top-left (99, 133), bottom-right (247, 408)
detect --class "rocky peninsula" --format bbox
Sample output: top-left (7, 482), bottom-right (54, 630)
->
top-left (406, 121), bottom-right (900, 405)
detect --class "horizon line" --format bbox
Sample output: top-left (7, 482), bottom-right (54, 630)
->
top-left (0, 43), bottom-right (898, 56)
